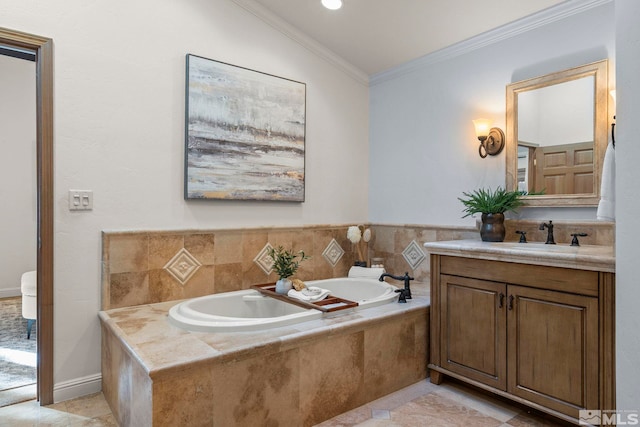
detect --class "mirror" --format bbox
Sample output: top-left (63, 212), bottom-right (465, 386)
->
top-left (506, 60), bottom-right (609, 207)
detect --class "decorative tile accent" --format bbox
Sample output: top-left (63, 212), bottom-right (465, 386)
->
top-left (163, 248), bottom-right (202, 285)
top-left (254, 243), bottom-right (274, 275)
top-left (402, 240), bottom-right (426, 270)
top-left (322, 239), bottom-right (345, 267)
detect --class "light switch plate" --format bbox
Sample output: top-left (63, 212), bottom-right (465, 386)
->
top-left (69, 190), bottom-right (93, 211)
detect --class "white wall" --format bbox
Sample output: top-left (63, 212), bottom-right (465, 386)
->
top-left (370, 0), bottom-right (640, 412)
top-left (0, 54), bottom-right (36, 297)
top-left (615, 0), bottom-right (640, 413)
top-left (369, 2), bottom-right (615, 225)
top-left (1, 0), bottom-right (369, 398)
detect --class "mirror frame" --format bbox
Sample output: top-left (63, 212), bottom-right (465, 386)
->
top-left (505, 60), bottom-right (609, 207)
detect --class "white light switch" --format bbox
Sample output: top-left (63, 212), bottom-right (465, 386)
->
top-left (69, 190), bottom-right (93, 211)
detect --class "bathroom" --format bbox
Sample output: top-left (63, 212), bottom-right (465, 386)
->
top-left (0, 0), bottom-right (639, 425)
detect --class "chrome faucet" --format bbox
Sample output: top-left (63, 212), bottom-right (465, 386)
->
top-left (539, 220), bottom-right (556, 244)
top-left (379, 272), bottom-right (413, 302)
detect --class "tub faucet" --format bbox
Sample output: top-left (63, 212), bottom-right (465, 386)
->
top-left (539, 220), bottom-right (556, 244)
top-left (379, 272), bottom-right (413, 301)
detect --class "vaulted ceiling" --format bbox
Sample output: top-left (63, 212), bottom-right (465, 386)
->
top-left (243, 0), bottom-right (567, 76)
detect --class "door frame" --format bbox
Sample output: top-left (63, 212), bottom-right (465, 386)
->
top-left (0, 27), bottom-right (54, 405)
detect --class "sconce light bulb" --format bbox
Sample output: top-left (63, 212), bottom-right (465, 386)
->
top-left (473, 118), bottom-right (492, 139)
top-left (321, 0), bottom-right (342, 10)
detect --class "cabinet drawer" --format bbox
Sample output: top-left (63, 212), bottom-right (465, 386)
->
top-left (440, 256), bottom-right (598, 297)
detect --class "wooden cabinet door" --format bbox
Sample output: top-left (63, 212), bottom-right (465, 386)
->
top-left (440, 275), bottom-right (507, 390)
top-left (507, 285), bottom-right (598, 418)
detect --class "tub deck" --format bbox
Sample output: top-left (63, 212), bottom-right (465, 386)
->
top-left (99, 283), bottom-right (430, 426)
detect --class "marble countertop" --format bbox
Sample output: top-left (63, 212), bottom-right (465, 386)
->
top-left (423, 239), bottom-right (615, 272)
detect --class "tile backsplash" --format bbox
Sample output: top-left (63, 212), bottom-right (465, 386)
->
top-left (102, 220), bottom-right (614, 310)
top-left (102, 225), bottom-right (355, 310)
top-left (503, 219), bottom-right (614, 246)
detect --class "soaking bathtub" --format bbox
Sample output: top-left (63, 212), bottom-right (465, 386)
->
top-left (168, 277), bottom-right (399, 332)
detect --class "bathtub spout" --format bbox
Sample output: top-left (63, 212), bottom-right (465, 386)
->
top-left (379, 272), bottom-right (413, 300)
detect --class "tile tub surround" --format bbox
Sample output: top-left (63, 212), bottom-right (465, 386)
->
top-left (349, 224), bottom-right (480, 283)
top-left (101, 221), bottom-right (612, 309)
top-left (99, 286), bottom-right (429, 427)
top-left (102, 226), bottom-right (363, 310)
top-left (101, 224), bottom-right (482, 310)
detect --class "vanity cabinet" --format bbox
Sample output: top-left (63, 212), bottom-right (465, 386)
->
top-left (430, 254), bottom-right (615, 425)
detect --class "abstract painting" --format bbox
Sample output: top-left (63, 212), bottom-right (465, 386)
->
top-left (185, 54), bottom-right (306, 201)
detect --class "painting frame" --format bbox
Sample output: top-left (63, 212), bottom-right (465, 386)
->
top-left (184, 54), bottom-right (306, 202)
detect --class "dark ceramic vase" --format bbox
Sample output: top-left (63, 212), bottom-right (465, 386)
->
top-left (480, 213), bottom-right (506, 242)
top-left (353, 261), bottom-right (367, 267)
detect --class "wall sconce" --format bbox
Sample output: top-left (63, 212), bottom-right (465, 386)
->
top-left (473, 119), bottom-right (505, 158)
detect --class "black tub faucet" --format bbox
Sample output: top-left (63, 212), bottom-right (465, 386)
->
top-left (379, 272), bottom-right (414, 301)
top-left (539, 220), bottom-right (556, 244)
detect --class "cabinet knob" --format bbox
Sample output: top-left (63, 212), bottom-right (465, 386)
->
top-left (498, 292), bottom-right (505, 308)
top-left (508, 295), bottom-right (514, 311)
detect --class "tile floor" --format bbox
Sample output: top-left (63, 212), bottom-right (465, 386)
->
top-left (0, 392), bottom-right (116, 427)
top-left (317, 379), bottom-right (568, 427)
top-left (0, 379), bottom-right (567, 426)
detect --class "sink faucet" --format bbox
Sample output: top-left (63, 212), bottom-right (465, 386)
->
top-left (379, 272), bottom-right (414, 301)
top-left (539, 220), bottom-right (556, 244)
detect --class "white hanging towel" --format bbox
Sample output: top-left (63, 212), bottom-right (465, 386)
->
top-left (597, 141), bottom-right (616, 221)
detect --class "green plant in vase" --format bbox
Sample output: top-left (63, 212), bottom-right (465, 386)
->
top-left (458, 187), bottom-right (524, 242)
top-left (267, 245), bottom-right (310, 294)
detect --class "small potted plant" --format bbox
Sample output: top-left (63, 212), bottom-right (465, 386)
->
top-left (458, 187), bottom-right (524, 242)
top-left (267, 245), bottom-right (310, 294)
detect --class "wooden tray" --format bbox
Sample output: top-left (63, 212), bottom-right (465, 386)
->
top-left (251, 283), bottom-right (358, 313)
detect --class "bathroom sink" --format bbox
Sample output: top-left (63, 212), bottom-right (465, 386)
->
top-left (492, 242), bottom-right (580, 252)
top-left (491, 241), bottom-right (615, 257)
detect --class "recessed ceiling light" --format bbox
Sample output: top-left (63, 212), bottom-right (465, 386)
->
top-left (321, 0), bottom-right (342, 10)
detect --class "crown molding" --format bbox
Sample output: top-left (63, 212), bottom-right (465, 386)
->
top-left (229, 0), bottom-right (370, 86)
top-left (370, 0), bottom-right (613, 86)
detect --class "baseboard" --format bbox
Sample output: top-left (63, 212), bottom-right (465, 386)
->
top-left (0, 288), bottom-right (21, 299)
top-left (53, 373), bottom-right (102, 403)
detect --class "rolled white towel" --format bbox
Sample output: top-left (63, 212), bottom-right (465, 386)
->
top-left (597, 141), bottom-right (615, 221)
top-left (287, 286), bottom-right (331, 303)
top-left (348, 266), bottom-right (385, 279)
